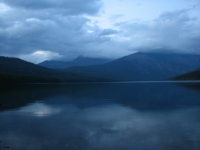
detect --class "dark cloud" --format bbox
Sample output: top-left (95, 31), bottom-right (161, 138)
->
top-left (0, 1), bottom-right (118, 62)
top-left (2, 0), bottom-right (102, 15)
top-left (99, 28), bottom-right (118, 36)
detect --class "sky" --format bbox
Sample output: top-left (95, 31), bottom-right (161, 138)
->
top-left (0, 0), bottom-right (200, 63)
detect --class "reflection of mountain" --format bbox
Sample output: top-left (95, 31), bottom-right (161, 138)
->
top-left (0, 85), bottom-right (59, 111)
top-left (1, 82), bottom-right (200, 112)
top-left (177, 82), bottom-right (200, 91)
top-left (38, 56), bottom-right (113, 69)
top-left (64, 52), bottom-right (200, 81)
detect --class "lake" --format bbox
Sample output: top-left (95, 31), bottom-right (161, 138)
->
top-left (1, 82), bottom-right (200, 150)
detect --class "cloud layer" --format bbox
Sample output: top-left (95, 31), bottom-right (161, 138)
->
top-left (0, 0), bottom-right (200, 63)
top-left (116, 8), bottom-right (200, 52)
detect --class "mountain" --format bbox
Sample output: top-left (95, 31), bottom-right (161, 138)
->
top-left (0, 56), bottom-right (112, 84)
top-left (38, 56), bottom-right (113, 69)
top-left (64, 52), bottom-right (200, 81)
top-left (2, 52), bottom-right (200, 84)
top-left (38, 60), bottom-right (67, 69)
top-left (174, 69), bottom-right (200, 80)
top-left (0, 56), bottom-right (61, 76)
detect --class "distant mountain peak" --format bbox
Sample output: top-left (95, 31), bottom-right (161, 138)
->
top-left (38, 56), bottom-right (113, 69)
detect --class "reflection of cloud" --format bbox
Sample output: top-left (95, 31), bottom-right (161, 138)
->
top-left (19, 103), bottom-right (61, 117)
top-left (0, 104), bottom-right (200, 149)
top-left (80, 105), bottom-right (200, 149)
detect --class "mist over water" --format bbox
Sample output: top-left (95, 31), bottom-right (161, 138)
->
top-left (1, 82), bottom-right (200, 150)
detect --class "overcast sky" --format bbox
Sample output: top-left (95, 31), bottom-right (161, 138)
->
top-left (0, 0), bottom-right (200, 63)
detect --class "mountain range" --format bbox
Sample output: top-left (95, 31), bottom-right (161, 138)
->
top-left (1, 52), bottom-right (200, 84)
top-left (64, 52), bottom-right (200, 81)
top-left (38, 56), bottom-right (113, 69)
top-left (0, 56), bottom-right (111, 84)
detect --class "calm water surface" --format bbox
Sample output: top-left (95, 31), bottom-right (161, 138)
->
top-left (1, 82), bottom-right (200, 150)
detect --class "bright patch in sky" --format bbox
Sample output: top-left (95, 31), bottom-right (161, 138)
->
top-left (19, 50), bottom-right (62, 63)
top-left (91, 0), bottom-right (199, 28)
top-left (0, 3), bottom-right (11, 12)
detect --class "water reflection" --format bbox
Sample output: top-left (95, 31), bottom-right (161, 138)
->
top-left (19, 103), bottom-right (61, 117)
top-left (1, 83), bottom-right (200, 111)
top-left (0, 83), bottom-right (200, 149)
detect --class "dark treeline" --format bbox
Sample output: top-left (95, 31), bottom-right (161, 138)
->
top-left (174, 69), bottom-right (200, 80)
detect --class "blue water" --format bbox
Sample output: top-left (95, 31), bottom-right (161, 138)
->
top-left (1, 82), bottom-right (200, 150)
